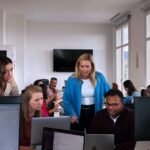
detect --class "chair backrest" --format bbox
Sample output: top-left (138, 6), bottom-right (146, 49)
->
top-left (33, 79), bottom-right (49, 86)
top-left (125, 103), bottom-right (134, 110)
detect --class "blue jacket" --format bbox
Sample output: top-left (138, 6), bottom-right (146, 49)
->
top-left (63, 72), bottom-right (110, 118)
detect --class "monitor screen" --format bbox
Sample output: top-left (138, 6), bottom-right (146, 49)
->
top-left (31, 116), bottom-right (71, 145)
top-left (134, 97), bottom-right (150, 141)
top-left (53, 49), bottom-right (93, 72)
top-left (0, 96), bottom-right (21, 150)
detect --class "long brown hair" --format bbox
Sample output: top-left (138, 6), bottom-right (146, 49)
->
top-left (22, 84), bottom-right (42, 122)
top-left (0, 56), bottom-right (13, 96)
top-left (74, 53), bottom-right (96, 86)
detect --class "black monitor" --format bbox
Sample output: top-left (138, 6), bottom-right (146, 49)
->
top-left (134, 97), bottom-right (150, 141)
top-left (0, 96), bottom-right (21, 150)
top-left (0, 50), bottom-right (7, 57)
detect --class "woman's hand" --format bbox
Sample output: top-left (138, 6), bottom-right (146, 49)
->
top-left (71, 116), bottom-right (78, 123)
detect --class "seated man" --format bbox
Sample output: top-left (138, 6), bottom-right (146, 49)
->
top-left (89, 89), bottom-right (135, 150)
top-left (47, 77), bottom-right (63, 116)
top-left (47, 77), bottom-right (61, 101)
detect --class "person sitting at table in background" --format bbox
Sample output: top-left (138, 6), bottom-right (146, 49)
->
top-left (47, 77), bottom-right (61, 101)
top-left (123, 80), bottom-right (140, 104)
top-left (145, 85), bottom-right (150, 97)
top-left (141, 88), bottom-right (147, 97)
top-left (89, 89), bottom-right (135, 150)
top-left (0, 56), bottom-right (19, 96)
top-left (39, 81), bottom-right (63, 117)
top-left (47, 93), bottom-right (63, 116)
top-left (63, 53), bottom-right (110, 132)
top-left (40, 84), bottom-right (50, 117)
top-left (112, 82), bottom-right (119, 90)
top-left (20, 85), bottom-right (43, 146)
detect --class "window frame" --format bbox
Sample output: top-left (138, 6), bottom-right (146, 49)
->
top-left (146, 11), bottom-right (150, 85)
top-left (115, 21), bottom-right (130, 92)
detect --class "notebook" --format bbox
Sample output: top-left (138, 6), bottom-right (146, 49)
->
top-left (84, 134), bottom-right (114, 150)
top-left (31, 116), bottom-right (70, 145)
top-left (42, 127), bottom-right (85, 150)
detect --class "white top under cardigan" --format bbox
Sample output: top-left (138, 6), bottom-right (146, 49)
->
top-left (81, 79), bottom-right (95, 105)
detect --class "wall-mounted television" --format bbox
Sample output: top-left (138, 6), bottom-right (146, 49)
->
top-left (53, 49), bottom-right (93, 72)
top-left (0, 50), bottom-right (7, 57)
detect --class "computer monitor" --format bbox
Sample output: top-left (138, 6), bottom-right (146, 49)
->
top-left (42, 127), bottom-right (85, 150)
top-left (31, 116), bottom-right (71, 145)
top-left (0, 96), bottom-right (21, 150)
top-left (134, 97), bottom-right (150, 141)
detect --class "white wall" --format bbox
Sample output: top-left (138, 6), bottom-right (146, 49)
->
top-left (129, 2), bottom-right (147, 90)
top-left (1, 1), bottom-right (148, 92)
top-left (26, 21), bottom-right (113, 90)
top-left (5, 14), bottom-right (26, 92)
top-left (0, 10), bottom-right (113, 91)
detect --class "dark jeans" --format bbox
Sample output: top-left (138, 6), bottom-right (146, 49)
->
top-left (71, 104), bottom-right (95, 133)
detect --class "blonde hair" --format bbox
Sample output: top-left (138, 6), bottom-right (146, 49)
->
top-left (74, 53), bottom-right (96, 86)
top-left (22, 84), bottom-right (42, 122)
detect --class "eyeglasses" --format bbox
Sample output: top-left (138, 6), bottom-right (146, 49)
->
top-left (105, 102), bottom-right (121, 107)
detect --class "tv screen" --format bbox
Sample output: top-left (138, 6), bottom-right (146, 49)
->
top-left (53, 49), bottom-right (93, 72)
top-left (0, 50), bottom-right (7, 57)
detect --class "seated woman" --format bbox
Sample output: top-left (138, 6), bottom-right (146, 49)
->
top-left (47, 94), bottom-right (63, 117)
top-left (141, 88), bottom-right (147, 97)
top-left (123, 80), bottom-right (140, 104)
top-left (0, 56), bottom-right (19, 96)
top-left (146, 85), bottom-right (150, 97)
top-left (40, 84), bottom-right (50, 117)
top-left (20, 85), bottom-right (43, 146)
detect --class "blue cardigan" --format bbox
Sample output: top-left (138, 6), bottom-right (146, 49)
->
top-left (63, 72), bottom-right (110, 118)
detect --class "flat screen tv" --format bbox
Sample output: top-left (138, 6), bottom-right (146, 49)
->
top-left (53, 49), bottom-right (93, 72)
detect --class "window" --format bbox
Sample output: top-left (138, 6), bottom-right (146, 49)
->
top-left (115, 23), bottom-right (129, 91)
top-left (146, 13), bottom-right (150, 85)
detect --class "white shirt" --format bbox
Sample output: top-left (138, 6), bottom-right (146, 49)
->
top-left (81, 79), bottom-right (95, 105)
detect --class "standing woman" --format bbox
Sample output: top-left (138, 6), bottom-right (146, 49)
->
top-left (0, 56), bottom-right (19, 96)
top-left (63, 54), bottom-right (110, 132)
top-left (20, 85), bottom-right (43, 146)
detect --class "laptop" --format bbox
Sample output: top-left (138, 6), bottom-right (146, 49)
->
top-left (135, 141), bottom-right (150, 150)
top-left (84, 134), bottom-right (114, 150)
top-left (42, 127), bottom-right (85, 150)
top-left (31, 116), bottom-right (70, 145)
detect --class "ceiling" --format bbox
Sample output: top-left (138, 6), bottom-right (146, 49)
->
top-left (0, 0), bottom-right (144, 23)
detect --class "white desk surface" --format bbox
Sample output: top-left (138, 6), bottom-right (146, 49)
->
top-left (135, 141), bottom-right (150, 150)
